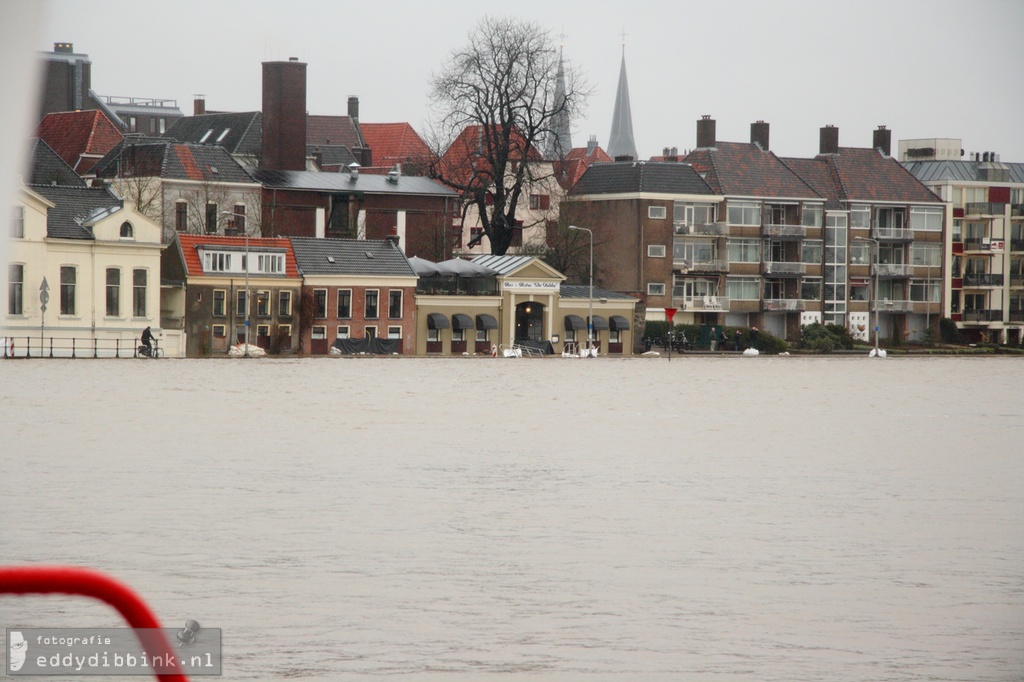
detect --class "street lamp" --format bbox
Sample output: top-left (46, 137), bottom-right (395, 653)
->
top-left (569, 225), bottom-right (593, 356)
top-left (222, 211), bottom-right (251, 358)
top-left (853, 236), bottom-right (881, 357)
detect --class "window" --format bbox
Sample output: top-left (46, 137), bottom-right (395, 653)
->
top-left (311, 326), bottom-right (327, 340)
top-left (175, 203), bottom-right (187, 231)
top-left (610, 328), bottom-right (621, 344)
top-left (60, 266), bottom-right (76, 315)
top-left (337, 325), bottom-right (350, 339)
top-left (674, 240), bottom-right (714, 264)
top-left (10, 206), bottom-right (24, 237)
top-left (212, 289), bottom-right (226, 317)
top-left (529, 194), bottom-right (550, 210)
top-left (388, 326), bottom-right (402, 340)
top-left (849, 242), bottom-right (871, 265)
top-left (205, 252), bottom-right (232, 272)
top-left (647, 282), bottom-right (666, 296)
top-left (801, 278), bottom-right (822, 301)
top-left (119, 221), bottom-right (134, 240)
top-left (727, 201), bottom-right (761, 226)
top-left (451, 327), bottom-right (464, 342)
top-left (850, 205), bottom-right (870, 229)
top-left (964, 187), bottom-right (986, 204)
top-left (469, 227), bottom-right (483, 245)
top-left (278, 290), bottom-right (292, 317)
top-left (427, 328), bottom-right (439, 342)
top-left (802, 240), bottom-right (823, 264)
top-left (8, 263), bottom-right (23, 315)
top-left (476, 329), bottom-right (488, 343)
top-left (648, 205), bottom-right (667, 219)
top-left (727, 239), bottom-right (760, 263)
top-left (205, 204), bottom-right (218, 233)
top-left (126, 115), bottom-right (137, 133)
top-left (256, 290), bottom-right (270, 317)
top-left (132, 269), bottom-right (147, 317)
top-left (388, 290), bottom-right (402, 318)
top-left (365, 290), bottom-right (379, 319)
top-left (236, 289), bottom-right (248, 317)
top-left (909, 279), bottom-right (940, 302)
top-left (648, 244), bottom-right (666, 258)
top-left (910, 243), bottom-right (942, 267)
top-left (336, 289), bottom-right (351, 318)
top-left (365, 326), bottom-right (377, 339)
top-left (256, 324), bottom-right (270, 337)
top-left (952, 219), bottom-right (962, 242)
top-left (158, 118), bottom-right (166, 134)
top-left (105, 268), bottom-right (120, 317)
top-left (212, 324), bottom-right (226, 338)
top-left (256, 254), bottom-right (284, 274)
top-left (801, 204), bottom-right (823, 228)
top-left (727, 277), bottom-right (760, 300)
top-left (279, 324), bottom-right (291, 338)
top-left (876, 207), bottom-right (905, 230)
top-left (910, 206), bottom-right (943, 232)
top-left (313, 289), bottom-right (327, 318)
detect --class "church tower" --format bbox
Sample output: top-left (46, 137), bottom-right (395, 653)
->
top-left (606, 45), bottom-right (638, 161)
top-left (545, 46), bottom-right (573, 159)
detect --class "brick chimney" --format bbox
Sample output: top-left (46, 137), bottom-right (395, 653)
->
top-left (819, 125), bottom-right (839, 155)
top-left (347, 96), bottom-right (359, 120)
top-left (873, 125), bottom-right (891, 157)
top-left (262, 58), bottom-right (307, 171)
top-left (194, 95), bottom-right (206, 116)
top-left (696, 115), bottom-right (716, 149)
top-left (751, 120), bottom-right (770, 151)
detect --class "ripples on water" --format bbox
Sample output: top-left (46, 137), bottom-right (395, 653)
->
top-left (2, 356), bottom-right (1022, 681)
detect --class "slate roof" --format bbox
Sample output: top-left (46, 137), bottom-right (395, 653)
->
top-left (570, 161), bottom-right (715, 196)
top-left (29, 184), bottom-right (122, 239)
top-left (683, 142), bottom-right (821, 199)
top-left (778, 157), bottom-right (843, 210)
top-left (360, 122), bottom-right (434, 170)
top-left (820, 148), bottom-right (941, 204)
top-left (35, 110), bottom-right (123, 174)
top-left (250, 169), bottom-right (458, 197)
top-left (173, 234), bottom-right (300, 278)
top-left (559, 284), bottom-right (637, 301)
top-left (92, 140), bottom-right (255, 184)
top-left (28, 139), bottom-right (87, 187)
top-left (163, 111), bottom-right (262, 157)
top-left (903, 160), bottom-right (1024, 184)
top-left (306, 115), bottom-right (365, 150)
top-left (306, 144), bottom-right (358, 171)
top-left (289, 237), bottom-right (416, 277)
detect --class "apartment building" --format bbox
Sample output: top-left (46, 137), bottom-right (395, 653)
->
top-left (903, 143), bottom-right (1024, 344)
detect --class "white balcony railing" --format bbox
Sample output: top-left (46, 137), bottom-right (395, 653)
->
top-left (875, 227), bottom-right (913, 241)
top-left (763, 298), bottom-right (805, 312)
top-left (873, 263), bottom-right (912, 277)
top-left (671, 292), bottom-right (730, 311)
top-left (763, 261), bottom-right (807, 275)
top-left (762, 223), bottom-right (807, 238)
top-left (676, 259), bottom-right (727, 272)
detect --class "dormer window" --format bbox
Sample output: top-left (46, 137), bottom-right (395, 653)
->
top-left (216, 128), bottom-right (231, 143)
top-left (199, 129), bottom-right (214, 143)
top-left (119, 221), bottom-right (134, 240)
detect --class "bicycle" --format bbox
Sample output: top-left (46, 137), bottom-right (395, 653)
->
top-left (137, 338), bottom-right (163, 358)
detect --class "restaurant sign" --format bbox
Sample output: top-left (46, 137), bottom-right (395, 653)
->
top-left (502, 280), bottom-right (561, 292)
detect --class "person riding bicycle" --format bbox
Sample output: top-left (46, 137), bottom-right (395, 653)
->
top-left (141, 326), bottom-right (155, 355)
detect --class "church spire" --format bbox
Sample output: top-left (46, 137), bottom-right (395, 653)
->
top-left (607, 43), bottom-right (638, 161)
top-left (546, 43), bottom-right (573, 159)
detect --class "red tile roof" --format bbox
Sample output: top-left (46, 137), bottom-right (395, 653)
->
top-left (436, 124), bottom-right (543, 188)
top-left (684, 142), bottom-right (820, 198)
top-left (35, 110), bottom-right (123, 174)
top-left (175, 234), bottom-right (300, 278)
top-left (820, 147), bottom-right (942, 204)
top-left (360, 122), bottom-right (434, 170)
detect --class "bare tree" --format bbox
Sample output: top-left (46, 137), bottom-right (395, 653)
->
top-left (112, 174), bottom-right (161, 223)
top-left (428, 17), bottom-right (589, 255)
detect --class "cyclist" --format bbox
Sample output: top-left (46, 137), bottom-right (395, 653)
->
top-left (141, 326), bottom-right (155, 356)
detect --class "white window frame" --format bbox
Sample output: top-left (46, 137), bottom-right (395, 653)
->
top-left (212, 324), bottom-right (226, 337)
top-left (278, 290), bottom-right (292, 317)
top-left (727, 201), bottom-right (761, 226)
top-left (648, 244), bottom-right (666, 258)
top-left (909, 206), bottom-right (943, 232)
top-left (727, 276), bottom-right (761, 301)
top-left (727, 239), bottom-right (761, 263)
top-left (648, 205), bottom-right (667, 219)
top-left (212, 289), bottom-right (226, 317)
top-left (336, 325), bottom-right (350, 339)
top-left (647, 282), bottom-right (666, 296)
top-left (388, 325), bottom-right (402, 339)
top-left (311, 325), bottom-right (327, 340)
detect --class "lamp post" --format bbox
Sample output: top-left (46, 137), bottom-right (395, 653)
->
top-left (853, 236), bottom-right (880, 356)
top-left (569, 225), bottom-right (593, 356)
top-left (222, 211), bottom-right (251, 358)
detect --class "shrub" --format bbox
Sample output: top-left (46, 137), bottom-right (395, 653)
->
top-left (939, 317), bottom-right (962, 344)
top-left (798, 322), bottom-right (852, 353)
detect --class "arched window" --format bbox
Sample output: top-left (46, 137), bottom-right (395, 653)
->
top-left (119, 221), bottom-right (134, 240)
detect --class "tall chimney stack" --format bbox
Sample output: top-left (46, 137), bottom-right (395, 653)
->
top-left (873, 125), bottom-right (891, 156)
top-left (348, 96), bottom-right (359, 120)
top-left (194, 95), bottom-right (206, 116)
top-left (819, 125), bottom-right (839, 155)
top-left (262, 59), bottom-right (307, 171)
top-left (696, 115), bottom-right (716, 149)
top-left (751, 120), bottom-right (770, 151)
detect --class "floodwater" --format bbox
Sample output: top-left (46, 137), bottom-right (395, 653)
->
top-left (1, 356), bottom-right (1022, 681)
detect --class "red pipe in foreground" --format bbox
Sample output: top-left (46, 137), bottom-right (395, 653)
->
top-left (0, 566), bottom-right (188, 682)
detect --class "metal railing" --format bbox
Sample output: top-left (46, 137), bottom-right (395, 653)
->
top-left (670, 292), bottom-right (730, 311)
top-left (962, 273), bottom-right (1004, 287)
top-left (1, 335), bottom-right (143, 359)
top-left (675, 222), bottom-right (729, 236)
top-left (965, 202), bottom-right (1006, 216)
top-left (870, 299), bottom-right (912, 313)
top-left (676, 259), bottom-right (727, 272)
top-left (873, 263), bottom-right (912, 277)
top-left (963, 238), bottom-right (995, 251)
top-left (875, 227), bottom-right (914, 241)
top-left (763, 298), bottom-right (805, 312)
top-left (763, 261), bottom-right (806, 276)
top-left (1010, 309), bottom-right (1024, 322)
top-left (962, 309), bottom-right (1002, 322)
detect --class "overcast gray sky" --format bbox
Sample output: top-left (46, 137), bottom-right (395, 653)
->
top-left (35, 0), bottom-right (1024, 162)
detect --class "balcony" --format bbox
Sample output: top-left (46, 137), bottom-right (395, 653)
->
top-left (762, 261), bottom-right (806, 277)
top-left (872, 263), bottom-right (912, 277)
top-left (965, 202), bottom-right (1006, 217)
top-left (907, 301), bottom-right (942, 314)
top-left (962, 309), bottom-right (1002, 322)
top-left (962, 273), bottom-right (1004, 287)
top-left (1010, 309), bottom-right (1024, 323)
top-left (1012, 204), bottom-right (1024, 218)
top-left (1011, 275), bottom-right (1024, 288)
top-left (763, 298), bottom-right (806, 312)
top-left (1010, 239), bottom-right (1024, 251)
top-left (875, 227), bottom-right (914, 241)
top-left (762, 223), bottom-right (806, 239)
top-left (871, 299), bottom-right (912, 313)
top-left (671, 291), bottom-right (729, 311)
top-left (674, 221), bottom-right (729, 236)
top-left (675, 259), bottom-right (728, 273)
